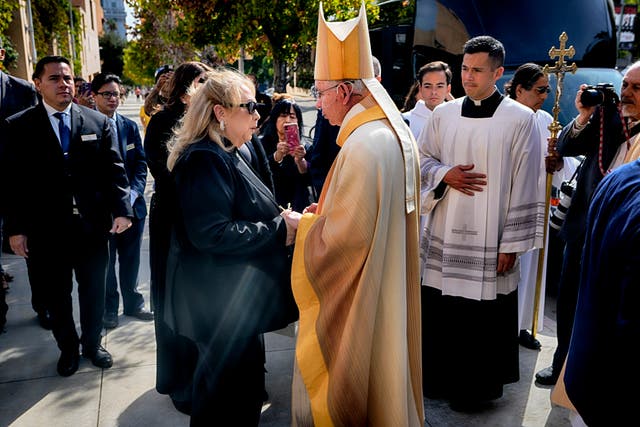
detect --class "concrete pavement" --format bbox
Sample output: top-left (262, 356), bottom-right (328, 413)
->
top-left (0, 95), bottom-right (573, 426)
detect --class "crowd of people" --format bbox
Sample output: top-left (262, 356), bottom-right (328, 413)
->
top-left (1, 3), bottom-right (639, 426)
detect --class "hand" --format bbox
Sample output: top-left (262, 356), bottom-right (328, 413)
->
top-left (9, 235), bottom-right (29, 258)
top-left (303, 203), bottom-right (318, 214)
top-left (110, 216), bottom-right (132, 234)
top-left (274, 141), bottom-right (290, 162)
top-left (281, 209), bottom-right (302, 246)
top-left (443, 164), bottom-right (487, 196)
top-left (575, 84), bottom-right (596, 125)
top-left (497, 252), bottom-right (516, 274)
top-left (545, 153), bottom-right (563, 174)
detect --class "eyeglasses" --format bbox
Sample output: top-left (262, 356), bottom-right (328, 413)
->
top-left (534, 86), bottom-right (551, 94)
top-left (96, 91), bottom-right (120, 99)
top-left (238, 101), bottom-right (264, 114)
top-left (310, 83), bottom-right (342, 99)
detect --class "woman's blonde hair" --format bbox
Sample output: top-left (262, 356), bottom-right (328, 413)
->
top-left (167, 68), bottom-right (255, 171)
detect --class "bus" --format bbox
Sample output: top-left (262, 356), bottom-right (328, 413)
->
top-left (370, 0), bottom-right (623, 124)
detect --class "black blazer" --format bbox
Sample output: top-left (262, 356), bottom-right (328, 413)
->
top-left (4, 102), bottom-right (132, 240)
top-left (556, 105), bottom-right (629, 242)
top-left (0, 71), bottom-right (38, 120)
top-left (116, 114), bottom-right (147, 219)
top-left (165, 139), bottom-right (298, 343)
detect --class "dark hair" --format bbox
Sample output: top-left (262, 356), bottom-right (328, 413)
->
top-left (164, 61), bottom-right (212, 111)
top-left (463, 36), bottom-right (505, 69)
top-left (74, 76), bottom-right (86, 84)
top-left (417, 61), bottom-right (452, 85)
top-left (504, 63), bottom-right (545, 99)
top-left (91, 73), bottom-right (121, 93)
top-left (260, 99), bottom-right (303, 138)
top-left (401, 81), bottom-right (420, 113)
top-left (32, 56), bottom-right (71, 80)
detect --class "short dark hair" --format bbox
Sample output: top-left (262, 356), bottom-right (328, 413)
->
top-left (463, 36), bottom-right (505, 69)
top-left (91, 73), bottom-right (121, 93)
top-left (504, 63), bottom-right (545, 99)
top-left (74, 76), bottom-right (86, 84)
top-left (32, 55), bottom-right (71, 80)
top-left (417, 61), bottom-right (452, 85)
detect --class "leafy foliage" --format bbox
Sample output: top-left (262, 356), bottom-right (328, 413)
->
top-left (31, 0), bottom-right (82, 74)
top-left (126, 0), bottom-right (380, 90)
top-left (100, 30), bottom-right (126, 76)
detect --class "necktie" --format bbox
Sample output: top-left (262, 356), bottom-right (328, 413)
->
top-left (53, 112), bottom-right (70, 155)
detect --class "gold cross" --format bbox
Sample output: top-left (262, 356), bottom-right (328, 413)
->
top-left (543, 32), bottom-right (578, 139)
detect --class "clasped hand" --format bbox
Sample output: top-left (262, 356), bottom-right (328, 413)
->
top-left (443, 164), bottom-right (487, 196)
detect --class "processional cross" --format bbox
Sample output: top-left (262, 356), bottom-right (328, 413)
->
top-left (543, 32), bottom-right (578, 139)
top-left (531, 32), bottom-right (578, 337)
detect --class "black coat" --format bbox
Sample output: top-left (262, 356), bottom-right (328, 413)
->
top-left (4, 102), bottom-right (132, 240)
top-left (116, 114), bottom-right (147, 219)
top-left (0, 71), bottom-right (38, 121)
top-left (556, 105), bottom-right (631, 243)
top-left (165, 139), bottom-right (298, 343)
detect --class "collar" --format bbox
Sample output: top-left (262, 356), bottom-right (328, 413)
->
top-left (43, 101), bottom-right (72, 117)
top-left (462, 89), bottom-right (504, 118)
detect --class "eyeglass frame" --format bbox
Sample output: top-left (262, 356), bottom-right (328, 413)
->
top-left (534, 85), bottom-right (551, 94)
top-left (237, 101), bottom-right (264, 114)
top-left (96, 91), bottom-right (121, 99)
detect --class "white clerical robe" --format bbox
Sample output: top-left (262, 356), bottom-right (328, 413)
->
top-left (518, 109), bottom-right (551, 331)
top-left (419, 96), bottom-right (545, 301)
top-left (402, 100), bottom-right (432, 140)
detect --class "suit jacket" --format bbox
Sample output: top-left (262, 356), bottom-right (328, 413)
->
top-left (4, 102), bottom-right (132, 241)
top-left (165, 139), bottom-right (298, 343)
top-left (116, 113), bottom-right (147, 219)
top-left (556, 105), bottom-right (630, 242)
top-left (0, 71), bottom-right (38, 120)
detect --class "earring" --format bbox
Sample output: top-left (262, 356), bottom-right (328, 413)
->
top-left (220, 120), bottom-right (225, 131)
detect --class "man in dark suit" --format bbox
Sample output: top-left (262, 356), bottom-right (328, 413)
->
top-left (0, 40), bottom-right (38, 326)
top-left (3, 56), bottom-right (133, 377)
top-left (91, 73), bottom-right (152, 329)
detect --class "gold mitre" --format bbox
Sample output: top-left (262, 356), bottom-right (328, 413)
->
top-left (314, 2), bottom-right (374, 81)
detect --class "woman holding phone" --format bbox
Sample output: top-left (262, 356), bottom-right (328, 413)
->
top-left (259, 94), bottom-right (313, 212)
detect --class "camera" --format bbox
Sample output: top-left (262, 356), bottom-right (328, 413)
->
top-left (549, 180), bottom-right (576, 231)
top-left (579, 83), bottom-right (619, 107)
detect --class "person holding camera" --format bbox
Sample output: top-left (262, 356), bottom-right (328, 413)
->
top-left (535, 61), bottom-right (640, 386)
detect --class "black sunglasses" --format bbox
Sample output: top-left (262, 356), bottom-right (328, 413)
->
top-left (534, 86), bottom-right (551, 94)
top-left (238, 101), bottom-right (264, 114)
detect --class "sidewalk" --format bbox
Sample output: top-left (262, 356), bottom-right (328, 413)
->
top-left (0, 95), bottom-right (573, 426)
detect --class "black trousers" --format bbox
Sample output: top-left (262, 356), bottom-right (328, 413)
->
top-left (105, 216), bottom-right (145, 315)
top-left (191, 333), bottom-right (264, 426)
top-left (26, 221), bottom-right (109, 354)
top-left (551, 237), bottom-right (583, 373)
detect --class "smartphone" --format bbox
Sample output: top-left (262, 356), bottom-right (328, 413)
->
top-left (80, 82), bottom-right (92, 96)
top-left (284, 122), bottom-right (300, 150)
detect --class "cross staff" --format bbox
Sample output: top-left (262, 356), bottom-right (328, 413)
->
top-left (531, 32), bottom-right (578, 338)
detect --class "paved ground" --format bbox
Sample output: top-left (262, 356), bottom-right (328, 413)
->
top-left (0, 95), bottom-right (573, 426)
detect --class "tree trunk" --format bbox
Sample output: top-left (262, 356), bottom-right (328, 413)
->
top-left (272, 55), bottom-right (289, 93)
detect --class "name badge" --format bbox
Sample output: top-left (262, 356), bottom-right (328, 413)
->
top-left (81, 134), bottom-right (98, 141)
top-left (126, 143), bottom-right (135, 151)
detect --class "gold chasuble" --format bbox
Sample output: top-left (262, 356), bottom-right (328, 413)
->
top-left (291, 98), bottom-right (423, 426)
top-left (291, 4), bottom-right (423, 425)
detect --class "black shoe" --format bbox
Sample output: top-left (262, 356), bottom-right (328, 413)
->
top-left (83, 345), bottom-right (113, 369)
top-left (519, 329), bottom-right (541, 350)
top-left (535, 366), bottom-right (558, 386)
top-left (37, 311), bottom-right (52, 330)
top-left (57, 351), bottom-right (80, 377)
top-left (126, 308), bottom-right (154, 321)
top-left (103, 312), bottom-right (119, 329)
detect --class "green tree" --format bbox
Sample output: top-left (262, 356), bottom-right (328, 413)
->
top-left (32, 0), bottom-right (82, 74)
top-left (127, 0), bottom-right (380, 92)
top-left (100, 29), bottom-right (125, 75)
